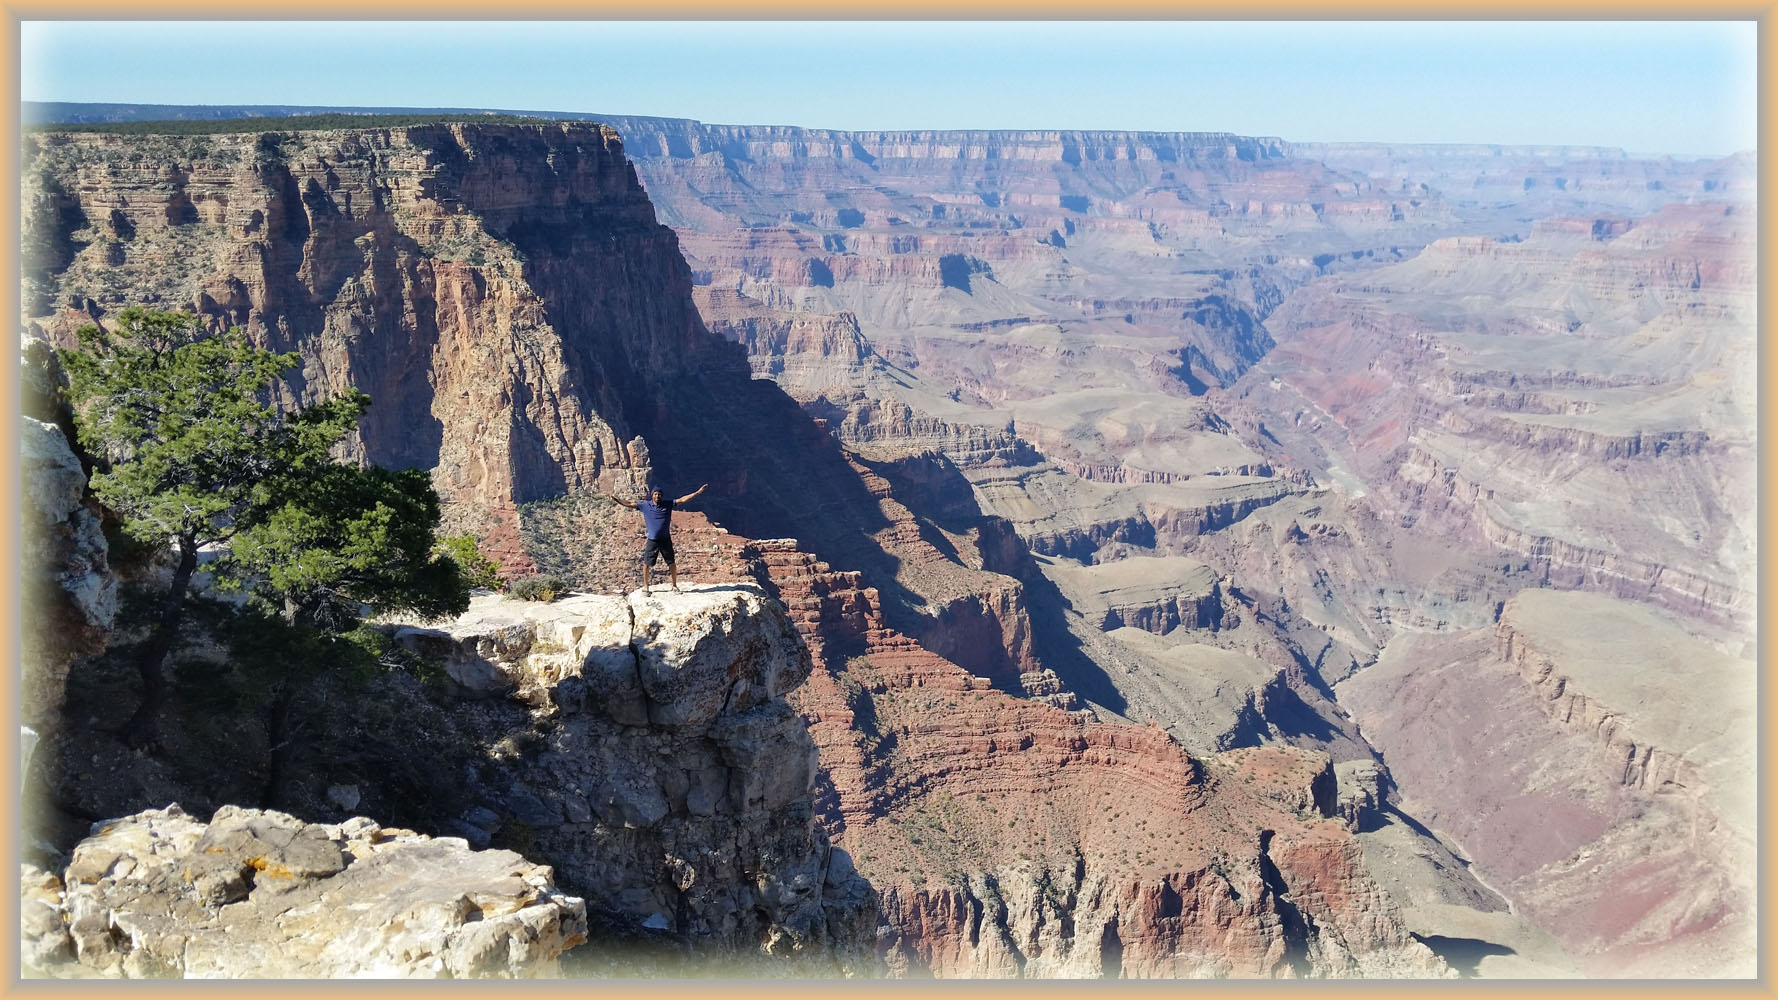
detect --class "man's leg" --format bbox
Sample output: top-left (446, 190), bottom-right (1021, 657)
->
top-left (668, 561), bottom-right (680, 592)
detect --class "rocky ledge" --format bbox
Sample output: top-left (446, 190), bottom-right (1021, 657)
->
top-left (386, 583), bottom-right (878, 966)
top-left (22, 804), bottom-right (587, 978)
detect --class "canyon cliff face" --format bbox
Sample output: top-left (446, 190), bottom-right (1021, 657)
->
top-left (25, 123), bottom-right (673, 569)
top-left (1228, 201), bottom-right (1756, 634)
top-left (20, 413), bottom-right (114, 730)
top-left (24, 122), bottom-right (1039, 663)
top-left (22, 123), bottom-right (865, 576)
top-left (19, 341), bottom-right (116, 734)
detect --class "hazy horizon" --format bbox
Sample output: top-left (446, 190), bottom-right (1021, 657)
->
top-left (19, 20), bottom-right (1758, 157)
top-left (20, 99), bottom-right (1753, 161)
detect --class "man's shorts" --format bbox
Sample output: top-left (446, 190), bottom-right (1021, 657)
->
top-left (642, 535), bottom-right (676, 567)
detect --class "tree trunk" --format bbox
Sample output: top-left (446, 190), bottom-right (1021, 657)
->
top-left (120, 534), bottom-right (197, 747)
top-left (261, 679), bottom-right (295, 809)
top-left (261, 598), bottom-right (306, 809)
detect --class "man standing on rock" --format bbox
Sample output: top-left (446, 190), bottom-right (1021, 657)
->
top-left (605, 482), bottom-right (708, 593)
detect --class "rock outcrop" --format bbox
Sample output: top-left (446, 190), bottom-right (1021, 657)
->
top-left (386, 584), bottom-right (877, 966)
top-left (20, 410), bottom-right (115, 730)
top-left (21, 804), bottom-right (587, 978)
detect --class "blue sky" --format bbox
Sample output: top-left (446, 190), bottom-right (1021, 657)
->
top-left (19, 20), bottom-right (1758, 155)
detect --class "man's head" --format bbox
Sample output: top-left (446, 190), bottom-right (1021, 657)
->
top-left (650, 487), bottom-right (664, 503)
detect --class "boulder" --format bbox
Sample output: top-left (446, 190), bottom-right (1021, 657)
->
top-left (23, 804), bottom-right (587, 979)
top-left (629, 586), bottom-right (814, 726)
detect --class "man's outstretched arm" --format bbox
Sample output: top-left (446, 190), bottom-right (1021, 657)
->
top-left (675, 483), bottom-right (709, 505)
top-left (604, 491), bottom-right (640, 509)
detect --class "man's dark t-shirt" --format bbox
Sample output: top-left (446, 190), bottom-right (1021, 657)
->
top-left (639, 498), bottom-right (674, 539)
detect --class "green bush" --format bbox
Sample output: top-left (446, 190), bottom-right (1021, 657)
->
top-left (506, 575), bottom-right (567, 603)
top-left (435, 533), bottom-right (504, 590)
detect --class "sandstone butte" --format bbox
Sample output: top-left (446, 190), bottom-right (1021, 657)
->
top-left (19, 114), bottom-right (1755, 977)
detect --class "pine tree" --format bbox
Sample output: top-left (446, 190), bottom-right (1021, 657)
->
top-left (59, 308), bottom-right (467, 746)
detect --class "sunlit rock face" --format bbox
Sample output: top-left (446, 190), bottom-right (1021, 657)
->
top-left (21, 804), bottom-right (588, 978)
top-left (385, 584), bottom-right (878, 964)
top-left (23, 122), bottom-right (755, 573)
top-left (1235, 202), bottom-right (1756, 633)
top-left (1338, 590), bottom-right (1755, 976)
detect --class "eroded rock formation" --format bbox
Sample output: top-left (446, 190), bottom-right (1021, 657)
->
top-left (803, 633), bottom-right (1448, 977)
top-left (22, 804), bottom-right (587, 978)
top-left (1337, 590), bottom-right (1755, 977)
top-left (20, 377), bottom-right (115, 730)
top-left (22, 112), bottom-right (1753, 978)
top-left (22, 123), bottom-right (745, 572)
top-left (384, 585), bottom-right (877, 965)
top-left (501, 495), bottom-right (1442, 975)
top-left (1228, 203), bottom-right (1756, 632)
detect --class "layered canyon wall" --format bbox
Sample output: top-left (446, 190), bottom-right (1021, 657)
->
top-left (1229, 202), bottom-right (1756, 635)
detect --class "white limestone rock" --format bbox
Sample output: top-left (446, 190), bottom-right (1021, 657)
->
top-left (393, 583), bottom-right (813, 728)
top-left (20, 416), bottom-right (116, 724)
top-left (23, 804), bottom-right (587, 979)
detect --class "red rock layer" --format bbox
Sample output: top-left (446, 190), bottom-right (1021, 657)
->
top-left (685, 527), bottom-right (1442, 975)
top-left (524, 489), bottom-right (1440, 976)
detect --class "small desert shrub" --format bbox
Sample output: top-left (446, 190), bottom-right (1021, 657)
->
top-left (506, 574), bottom-right (567, 603)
